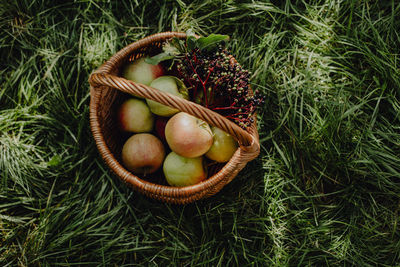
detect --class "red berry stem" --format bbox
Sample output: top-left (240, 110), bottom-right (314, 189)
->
top-left (174, 45), bottom-right (265, 129)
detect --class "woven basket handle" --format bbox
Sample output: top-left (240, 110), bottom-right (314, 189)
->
top-left (88, 32), bottom-right (259, 157)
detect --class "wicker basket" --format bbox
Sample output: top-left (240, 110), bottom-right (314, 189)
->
top-left (88, 32), bottom-right (260, 204)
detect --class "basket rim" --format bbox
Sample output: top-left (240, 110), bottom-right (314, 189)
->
top-left (88, 31), bottom-right (260, 203)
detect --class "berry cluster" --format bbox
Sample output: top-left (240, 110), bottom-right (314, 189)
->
top-left (175, 46), bottom-right (265, 129)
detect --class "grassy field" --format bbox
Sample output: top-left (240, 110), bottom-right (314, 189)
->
top-left (1, 0), bottom-right (400, 265)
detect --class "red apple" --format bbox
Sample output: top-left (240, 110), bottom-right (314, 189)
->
top-left (155, 116), bottom-right (169, 143)
top-left (117, 98), bottom-right (154, 133)
top-left (165, 112), bottom-right (213, 158)
top-left (163, 152), bottom-right (207, 187)
top-left (122, 58), bottom-right (163, 86)
top-left (205, 126), bottom-right (238, 162)
top-left (121, 133), bottom-right (165, 175)
top-left (146, 76), bottom-right (189, 117)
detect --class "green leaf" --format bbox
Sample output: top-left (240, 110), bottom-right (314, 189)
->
top-left (197, 34), bottom-right (229, 51)
top-left (171, 37), bottom-right (186, 53)
top-left (187, 35), bottom-right (197, 51)
top-left (144, 52), bottom-right (175, 65)
top-left (186, 29), bottom-right (197, 51)
top-left (163, 41), bottom-right (181, 54)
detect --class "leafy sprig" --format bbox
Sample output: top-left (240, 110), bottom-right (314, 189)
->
top-left (145, 30), bottom-right (229, 65)
top-left (145, 30), bottom-right (264, 129)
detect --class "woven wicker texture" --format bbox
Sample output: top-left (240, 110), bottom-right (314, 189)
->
top-left (89, 32), bottom-right (260, 204)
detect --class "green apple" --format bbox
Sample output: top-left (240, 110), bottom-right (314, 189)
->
top-left (205, 127), bottom-right (238, 162)
top-left (165, 112), bottom-right (213, 158)
top-left (146, 76), bottom-right (188, 117)
top-left (122, 133), bottom-right (165, 175)
top-left (122, 58), bottom-right (164, 86)
top-left (163, 152), bottom-right (207, 187)
top-left (117, 98), bottom-right (154, 133)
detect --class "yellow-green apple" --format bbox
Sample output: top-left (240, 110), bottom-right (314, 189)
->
top-left (163, 152), bottom-right (207, 187)
top-left (117, 98), bottom-right (154, 133)
top-left (205, 126), bottom-right (238, 162)
top-left (121, 133), bottom-right (165, 175)
top-left (165, 112), bottom-right (213, 158)
top-left (122, 58), bottom-right (163, 86)
top-left (146, 76), bottom-right (188, 117)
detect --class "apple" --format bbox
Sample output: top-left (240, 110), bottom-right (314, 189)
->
top-left (165, 112), bottom-right (213, 158)
top-left (146, 76), bottom-right (188, 117)
top-left (122, 58), bottom-right (164, 86)
top-left (205, 127), bottom-right (238, 162)
top-left (117, 98), bottom-right (154, 133)
top-left (163, 152), bottom-right (207, 187)
top-left (155, 116), bottom-right (169, 143)
top-left (121, 133), bottom-right (165, 175)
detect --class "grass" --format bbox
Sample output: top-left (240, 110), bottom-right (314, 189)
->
top-left (1, 0), bottom-right (400, 265)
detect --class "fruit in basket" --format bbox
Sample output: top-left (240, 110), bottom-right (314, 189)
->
top-left (163, 152), bottom-right (206, 187)
top-left (121, 133), bottom-right (165, 175)
top-left (205, 126), bottom-right (238, 162)
top-left (155, 116), bottom-right (169, 143)
top-left (117, 98), bottom-right (154, 133)
top-left (146, 76), bottom-right (189, 117)
top-left (165, 112), bottom-right (213, 158)
top-left (122, 58), bottom-right (163, 86)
